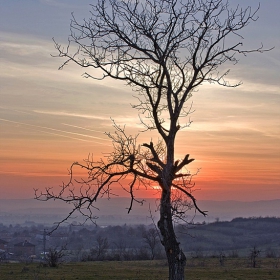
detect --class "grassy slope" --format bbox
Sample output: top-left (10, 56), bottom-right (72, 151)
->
top-left (1, 259), bottom-right (280, 280)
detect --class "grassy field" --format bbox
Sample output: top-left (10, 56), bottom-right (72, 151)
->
top-left (1, 258), bottom-right (280, 280)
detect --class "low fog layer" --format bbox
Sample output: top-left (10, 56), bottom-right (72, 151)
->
top-left (0, 198), bottom-right (279, 226)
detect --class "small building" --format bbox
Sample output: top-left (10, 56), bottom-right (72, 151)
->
top-left (14, 240), bottom-right (35, 257)
top-left (0, 239), bottom-right (8, 250)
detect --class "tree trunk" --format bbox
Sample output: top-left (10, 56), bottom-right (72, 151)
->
top-left (158, 190), bottom-right (186, 280)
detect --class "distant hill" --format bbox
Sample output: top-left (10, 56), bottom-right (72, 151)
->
top-left (0, 198), bottom-right (279, 226)
top-left (198, 199), bottom-right (280, 221)
top-left (178, 216), bottom-right (280, 257)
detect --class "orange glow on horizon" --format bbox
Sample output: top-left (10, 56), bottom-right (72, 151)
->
top-left (1, 134), bottom-right (279, 201)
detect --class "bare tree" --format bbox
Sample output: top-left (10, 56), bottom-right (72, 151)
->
top-left (250, 246), bottom-right (261, 268)
top-left (142, 228), bottom-right (160, 260)
top-left (35, 0), bottom-right (267, 279)
top-left (90, 235), bottom-right (109, 260)
top-left (46, 245), bottom-right (67, 267)
top-left (113, 237), bottom-right (129, 261)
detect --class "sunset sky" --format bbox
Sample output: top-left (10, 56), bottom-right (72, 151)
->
top-left (0, 0), bottom-right (279, 202)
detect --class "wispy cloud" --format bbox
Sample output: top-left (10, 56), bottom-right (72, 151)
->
top-left (34, 110), bottom-right (141, 128)
top-left (0, 32), bottom-right (53, 58)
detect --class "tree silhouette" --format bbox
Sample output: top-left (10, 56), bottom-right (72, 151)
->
top-left (35, 0), bottom-right (267, 279)
top-left (142, 228), bottom-right (160, 260)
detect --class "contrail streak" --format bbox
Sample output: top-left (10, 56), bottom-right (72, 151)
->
top-left (0, 106), bottom-right (33, 115)
top-left (61, 123), bottom-right (105, 134)
top-left (34, 110), bottom-right (109, 120)
top-left (0, 118), bottom-right (111, 143)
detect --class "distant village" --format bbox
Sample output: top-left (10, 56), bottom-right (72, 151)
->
top-left (1, 217), bottom-right (280, 264)
top-left (0, 223), bottom-right (69, 262)
top-left (0, 221), bottom-right (166, 263)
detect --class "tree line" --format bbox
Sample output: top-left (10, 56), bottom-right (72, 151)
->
top-left (1, 217), bottom-right (279, 264)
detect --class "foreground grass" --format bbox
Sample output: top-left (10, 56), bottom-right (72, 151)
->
top-left (1, 258), bottom-right (280, 280)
